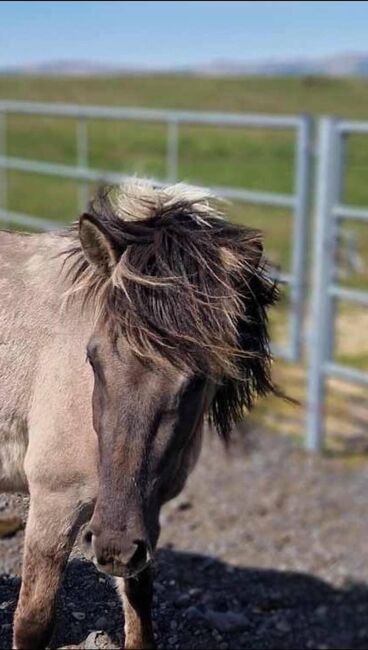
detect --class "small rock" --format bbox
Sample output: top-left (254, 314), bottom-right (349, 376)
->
top-left (168, 636), bottom-right (178, 645)
top-left (203, 609), bottom-right (249, 632)
top-left (95, 616), bottom-right (108, 628)
top-left (0, 516), bottom-right (23, 538)
top-left (185, 606), bottom-right (203, 621)
top-left (107, 600), bottom-right (118, 608)
top-left (72, 611), bottom-right (86, 621)
top-left (175, 594), bottom-right (190, 608)
top-left (315, 605), bottom-right (328, 618)
top-left (188, 587), bottom-right (201, 597)
top-left (82, 631), bottom-right (114, 649)
top-left (275, 619), bottom-right (291, 633)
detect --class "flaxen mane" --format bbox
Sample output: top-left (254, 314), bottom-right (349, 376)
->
top-left (63, 180), bottom-right (278, 440)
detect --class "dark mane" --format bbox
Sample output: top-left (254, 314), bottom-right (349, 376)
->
top-left (62, 181), bottom-right (279, 441)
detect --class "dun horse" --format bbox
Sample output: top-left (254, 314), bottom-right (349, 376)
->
top-left (0, 180), bottom-right (277, 649)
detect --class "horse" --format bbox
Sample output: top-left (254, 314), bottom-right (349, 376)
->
top-left (0, 179), bottom-right (278, 649)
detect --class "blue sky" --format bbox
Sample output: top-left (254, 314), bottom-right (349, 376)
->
top-left (1, 1), bottom-right (368, 68)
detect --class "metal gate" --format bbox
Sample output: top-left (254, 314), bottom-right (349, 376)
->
top-left (0, 101), bottom-right (312, 363)
top-left (307, 117), bottom-right (368, 451)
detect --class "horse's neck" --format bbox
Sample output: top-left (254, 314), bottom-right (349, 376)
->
top-left (0, 229), bottom-right (90, 413)
top-left (0, 230), bottom-right (95, 492)
top-left (1, 230), bottom-right (72, 322)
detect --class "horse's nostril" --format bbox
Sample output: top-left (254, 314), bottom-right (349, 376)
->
top-left (83, 528), bottom-right (93, 546)
top-left (129, 540), bottom-right (148, 568)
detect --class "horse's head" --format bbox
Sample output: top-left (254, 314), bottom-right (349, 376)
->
top-left (65, 181), bottom-right (277, 578)
top-left (81, 331), bottom-right (208, 577)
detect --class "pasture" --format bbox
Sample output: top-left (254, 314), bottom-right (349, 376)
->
top-left (0, 74), bottom-right (367, 451)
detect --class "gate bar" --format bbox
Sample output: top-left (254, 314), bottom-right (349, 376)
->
top-left (307, 118), bottom-right (337, 452)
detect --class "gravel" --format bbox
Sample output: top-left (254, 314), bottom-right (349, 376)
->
top-left (1, 428), bottom-right (368, 649)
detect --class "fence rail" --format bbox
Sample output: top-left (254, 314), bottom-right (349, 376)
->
top-left (0, 100), bottom-right (312, 364)
top-left (0, 100), bottom-right (303, 128)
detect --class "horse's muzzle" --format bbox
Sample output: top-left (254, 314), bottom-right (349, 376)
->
top-left (81, 526), bottom-right (152, 577)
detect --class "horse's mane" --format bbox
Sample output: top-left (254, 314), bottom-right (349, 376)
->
top-left (62, 179), bottom-right (279, 441)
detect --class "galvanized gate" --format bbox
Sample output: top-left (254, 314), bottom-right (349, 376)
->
top-left (0, 101), bottom-right (312, 364)
top-left (307, 117), bottom-right (368, 451)
top-left (2, 103), bottom-right (367, 451)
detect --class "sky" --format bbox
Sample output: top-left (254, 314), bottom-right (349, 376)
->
top-left (1, 0), bottom-right (368, 69)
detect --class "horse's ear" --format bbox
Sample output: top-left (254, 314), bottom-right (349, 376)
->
top-left (79, 213), bottom-right (120, 277)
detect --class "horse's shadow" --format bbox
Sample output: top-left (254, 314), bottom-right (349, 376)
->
top-left (1, 548), bottom-right (368, 649)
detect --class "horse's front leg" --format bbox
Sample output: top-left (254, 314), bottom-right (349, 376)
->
top-left (13, 488), bottom-right (85, 650)
top-left (116, 567), bottom-right (156, 650)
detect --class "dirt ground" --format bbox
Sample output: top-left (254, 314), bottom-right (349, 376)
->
top-left (1, 427), bottom-right (368, 650)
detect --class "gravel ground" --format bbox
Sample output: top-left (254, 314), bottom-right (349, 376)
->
top-left (1, 428), bottom-right (368, 649)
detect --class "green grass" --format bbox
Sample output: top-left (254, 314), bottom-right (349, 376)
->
top-left (0, 73), bottom-right (367, 373)
top-left (3, 74), bottom-right (368, 117)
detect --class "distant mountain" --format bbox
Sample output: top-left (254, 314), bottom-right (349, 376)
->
top-left (186, 53), bottom-right (368, 77)
top-left (3, 53), bottom-right (368, 77)
top-left (0, 60), bottom-right (154, 76)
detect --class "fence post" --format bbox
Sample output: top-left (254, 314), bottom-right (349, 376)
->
top-left (336, 132), bottom-right (346, 203)
top-left (289, 114), bottom-right (312, 361)
top-left (167, 120), bottom-right (178, 183)
top-left (326, 131), bottom-right (347, 360)
top-left (76, 118), bottom-right (89, 211)
top-left (306, 117), bottom-right (338, 451)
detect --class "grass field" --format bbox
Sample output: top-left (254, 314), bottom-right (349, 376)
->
top-left (0, 74), bottom-right (367, 448)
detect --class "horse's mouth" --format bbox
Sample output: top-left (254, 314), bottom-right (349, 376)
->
top-left (92, 555), bottom-right (151, 579)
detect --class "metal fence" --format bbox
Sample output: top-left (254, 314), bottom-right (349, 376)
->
top-left (1, 101), bottom-right (367, 451)
top-left (0, 100), bottom-right (312, 363)
top-left (2, 102), bottom-right (367, 451)
top-left (307, 117), bottom-right (368, 451)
